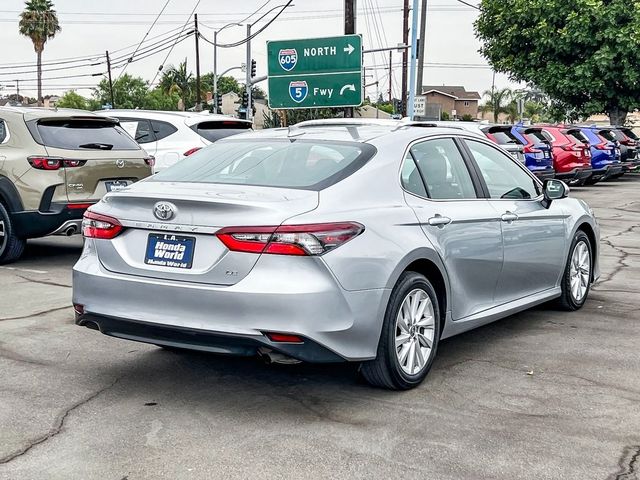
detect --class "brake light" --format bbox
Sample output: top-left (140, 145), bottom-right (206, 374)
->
top-left (67, 203), bottom-right (94, 210)
top-left (561, 144), bottom-right (583, 152)
top-left (523, 145), bottom-right (541, 154)
top-left (264, 332), bottom-right (304, 343)
top-left (620, 139), bottom-right (636, 146)
top-left (184, 147), bottom-right (202, 156)
top-left (594, 142), bottom-right (611, 150)
top-left (144, 156), bottom-right (155, 167)
top-left (82, 211), bottom-right (123, 239)
top-left (28, 156), bottom-right (86, 170)
top-left (216, 222), bottom-right (364, 256)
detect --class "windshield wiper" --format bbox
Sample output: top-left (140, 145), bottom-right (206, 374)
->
top-left (79, 142), bottom-right (113, 150)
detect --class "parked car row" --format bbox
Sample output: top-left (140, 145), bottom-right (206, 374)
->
top-left (437, 121), bottom-right (639, 185)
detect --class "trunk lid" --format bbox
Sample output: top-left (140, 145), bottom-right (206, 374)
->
top-left (93, 181), bottom-right (319, 285)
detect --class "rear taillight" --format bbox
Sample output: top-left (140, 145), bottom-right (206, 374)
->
top-left (144, 156), bottom-right (155, 167)
top-left (620, 139), bottom-right (636, 147)
top-left (184, 147), bottom-right (202, 156)
top-left (594, 142), bottom-right (611, 150)
top-left (523, 145), bottom-right (541, 154)
top-left (264, 332), bottom-right (304, 343)
top-left (561, 144), bottom-right (583, 152)
top-left (216, 222), bottom-right (364, 256)
top-left (82, 211), bottom-right (123, 239)
top-left (28, 156), bottom-right (86, 170)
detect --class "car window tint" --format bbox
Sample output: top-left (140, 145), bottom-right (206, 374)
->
top-left (0, 120), bottom-right (6, 143)
top-left (567, 129), bottom-right (589, 144)
top-left (466, 140), bottom-right (539, 200)
top-left (401, 152), bottom-right (427, 197)
top-left (192, 121), bottom-right (252, 143)
top-left (524, 130), bottom-right (547, 144)
top-left (621, 128), bottom-right (639, 140)
top-left (410, 138), bottom-right (477, 200)
top-left (491, 130), bottom-right (520, 145)
top-left (35, 119), bottom-right (140, 151)
top-left (152, 139), bottom-right (375, 190)
top-left (541, 130), bottom-right (555, 142)
top-left (119, 119), bottom-right (155, 144)
top-left (150, 120), bottom-right (178, 141)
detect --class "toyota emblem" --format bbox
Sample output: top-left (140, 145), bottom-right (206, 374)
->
top-left (116, 159), bottom-right (125, 169)
top-left (153, 202), bottom-right (176, 221)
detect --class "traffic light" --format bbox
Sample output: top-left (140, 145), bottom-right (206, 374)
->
top-left (215, 94), bottom-right (222, 113)
top-left (241, 90), bottom-right (249, 107)
top-left (250, 59), bottom-right (256, 78)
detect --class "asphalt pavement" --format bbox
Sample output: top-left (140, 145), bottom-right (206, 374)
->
top-left (1, 175), bottom-right (639, 480)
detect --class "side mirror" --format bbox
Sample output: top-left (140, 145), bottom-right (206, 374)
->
top-left (541, 179), bottom-right (569, 209)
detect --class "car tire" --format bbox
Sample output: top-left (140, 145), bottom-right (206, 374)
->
top-left (557, 231), bottom-right (592, 311)
top-left (0, 202), bottom-right (25, 265)
top-left (360, 272), bottom-right (441, 390)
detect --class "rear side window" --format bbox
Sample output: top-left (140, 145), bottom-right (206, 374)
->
top-left (192, 121), bottom-right (252, 143)
top-left (34, 119), bottom-right (140, 151)
top-left (118, 118), bottom-right (155, 144)
top-left (152, 139), bottom-right (375, 190)
top-left (151, 120), bottom-right (178, 141)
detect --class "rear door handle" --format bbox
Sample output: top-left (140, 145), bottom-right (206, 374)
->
top-left (427, 215), bottom-right (452, 227)
top-left (501, 211), bottom-right (518, 223)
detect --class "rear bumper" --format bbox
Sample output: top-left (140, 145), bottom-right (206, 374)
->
top-left (621, 160), bottom-right (640, 172)
top-left (589, 164), bottom-right (623, 181)
top-left (72, 246), bottom-right (388, 362)
top-left (532, 168), bottom-right (555, 180)
top-left (75, 313), bottom-right (345, 363)
top-left (12, 203), bottom-right (90, 238)
top-left (555, 168), bottom-right (593, 181)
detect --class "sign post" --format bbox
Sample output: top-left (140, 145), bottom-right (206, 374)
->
top-left (267, 35), bottom-right (363, 109)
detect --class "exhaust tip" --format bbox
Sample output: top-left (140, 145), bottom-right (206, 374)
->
top-left (65, 225), bottom-right (77, 236)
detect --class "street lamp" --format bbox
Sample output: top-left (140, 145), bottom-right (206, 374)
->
top-left (213, 22), bottom-right (243, 113)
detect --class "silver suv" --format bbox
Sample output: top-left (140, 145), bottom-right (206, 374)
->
top-left (0, 107), bottom-right (152, 263)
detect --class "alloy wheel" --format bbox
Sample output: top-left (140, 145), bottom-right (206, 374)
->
top-left (569, 240), bottom-right (590, 302)
top-left (395, 288), bottom-right (435, 375)
top-left (0, 218), bottom-right (6, 254)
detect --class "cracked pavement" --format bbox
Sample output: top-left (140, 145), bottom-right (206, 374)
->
top-left (1, 174), bottom-right (639, 480)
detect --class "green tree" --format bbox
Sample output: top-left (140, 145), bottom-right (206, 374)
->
top-left (19, 0), bottom-right (61, 107)
top-left (57, 90), bottom-right (88, 110)
top-left (478, 87), bottom-right (512, 123)
top-left (143, 87), bottom-right (180, 111)
top-left (159, 61), bottom-right (193, 110)
top-left (93, 74), bottom-right (147, 109)
top-left (475, 0), bottom-right (640, 125)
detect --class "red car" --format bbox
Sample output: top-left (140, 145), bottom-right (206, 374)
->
top-left (540, 125), bottom-right (593, 184)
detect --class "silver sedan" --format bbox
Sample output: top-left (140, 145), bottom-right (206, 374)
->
top-left (73, 119), bottom-right (599, 390)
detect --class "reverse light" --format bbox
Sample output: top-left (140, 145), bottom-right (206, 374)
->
top-left (184, 147), bottom-right (202, 156)
top-left (82, 211), bottom-right (123, 239)
top-left (216, 222), bottom-right (364, 256)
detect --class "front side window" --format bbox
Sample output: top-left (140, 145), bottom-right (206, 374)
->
top-left (409, 138), bottom-right (477, 200)
top-left (466, 140), bottom-right (539, 200)
top-left (152, 139), bottom-right (374, 190)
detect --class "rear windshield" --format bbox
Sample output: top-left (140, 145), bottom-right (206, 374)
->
top-left (34, 119), bottom-right (140, 151)
top-left (152, 139), bottom-right (376, 190)
top-left (191, 121), bottom-right (252, 143)
top-left (487, 129), bottom-right (521, 145)
top-left (565, 129), bottom-right (589, 144)
top-left (621, 128), bottom-right (639, 140)
top-left (599, 129), bottom-right (621, 142)
top-left (524, 129), bottom-right (548, 144)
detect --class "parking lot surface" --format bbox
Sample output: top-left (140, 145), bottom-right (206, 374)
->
top-left (1, 175), bottom-right (639, 480)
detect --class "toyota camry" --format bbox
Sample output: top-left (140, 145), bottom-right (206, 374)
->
top-left (73, 119), bottom-right (599, 390)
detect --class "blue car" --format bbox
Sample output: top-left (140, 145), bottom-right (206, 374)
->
top-left (511, 125), bottom-right (555, 180)
top-left (578, 126), bottom-right (623, 184)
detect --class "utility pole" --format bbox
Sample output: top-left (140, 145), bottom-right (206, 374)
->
top-left (105, 51), bottom-right (115, 108)
top-left (245, 23), bottom-right (252, 122)
top-left (401, 0), bottom-right (409, 116)
top-left (213, 29), bottom-right (218, 113)
top-left (344, 0), bottom-right (356, 118)
top-left (194, 14), bottom-right (202, 111)
top-left (416, 0), bottom-right (427, 97)
top-left (407, 0), bottom-right (420, 119)
top-left (388, 51), bottom-right (392, 103)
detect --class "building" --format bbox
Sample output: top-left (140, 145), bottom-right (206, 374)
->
top-left (421, 85), bottom-right (481, 120)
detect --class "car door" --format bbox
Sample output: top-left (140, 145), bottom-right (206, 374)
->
top-left (401, 136), bottom-right (504, 320)
top-left (462, 139), bottom-right (567, 304)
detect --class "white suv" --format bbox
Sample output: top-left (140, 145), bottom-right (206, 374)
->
top-left (107, 110), bottom-right (252, 172)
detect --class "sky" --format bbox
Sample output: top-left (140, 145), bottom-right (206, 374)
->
top-left (0, 0), bottom-right (517, 102)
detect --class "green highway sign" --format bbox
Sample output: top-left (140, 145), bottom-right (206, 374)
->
top-left (267, 34), bottom-right (363, 109)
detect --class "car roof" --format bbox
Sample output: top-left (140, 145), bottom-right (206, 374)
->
top-left (0, 106), bottom-right (108, 121)
top-left (105, 109), bottom-right (251, 127)
top-left (228, 118), bottom-right (484, 145)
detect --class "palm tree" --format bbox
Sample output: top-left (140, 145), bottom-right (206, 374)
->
top-left (479, 87), bottom-right (512, 123)
top-left (19, 0), bottom-right (61, 107)
top-left (160, 60), bottom-right (193, 111)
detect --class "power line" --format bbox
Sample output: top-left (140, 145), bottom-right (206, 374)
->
top-left (115, 0), bottom-right (172, 81)
top-left (454, 0), bottom-right (480, 10)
